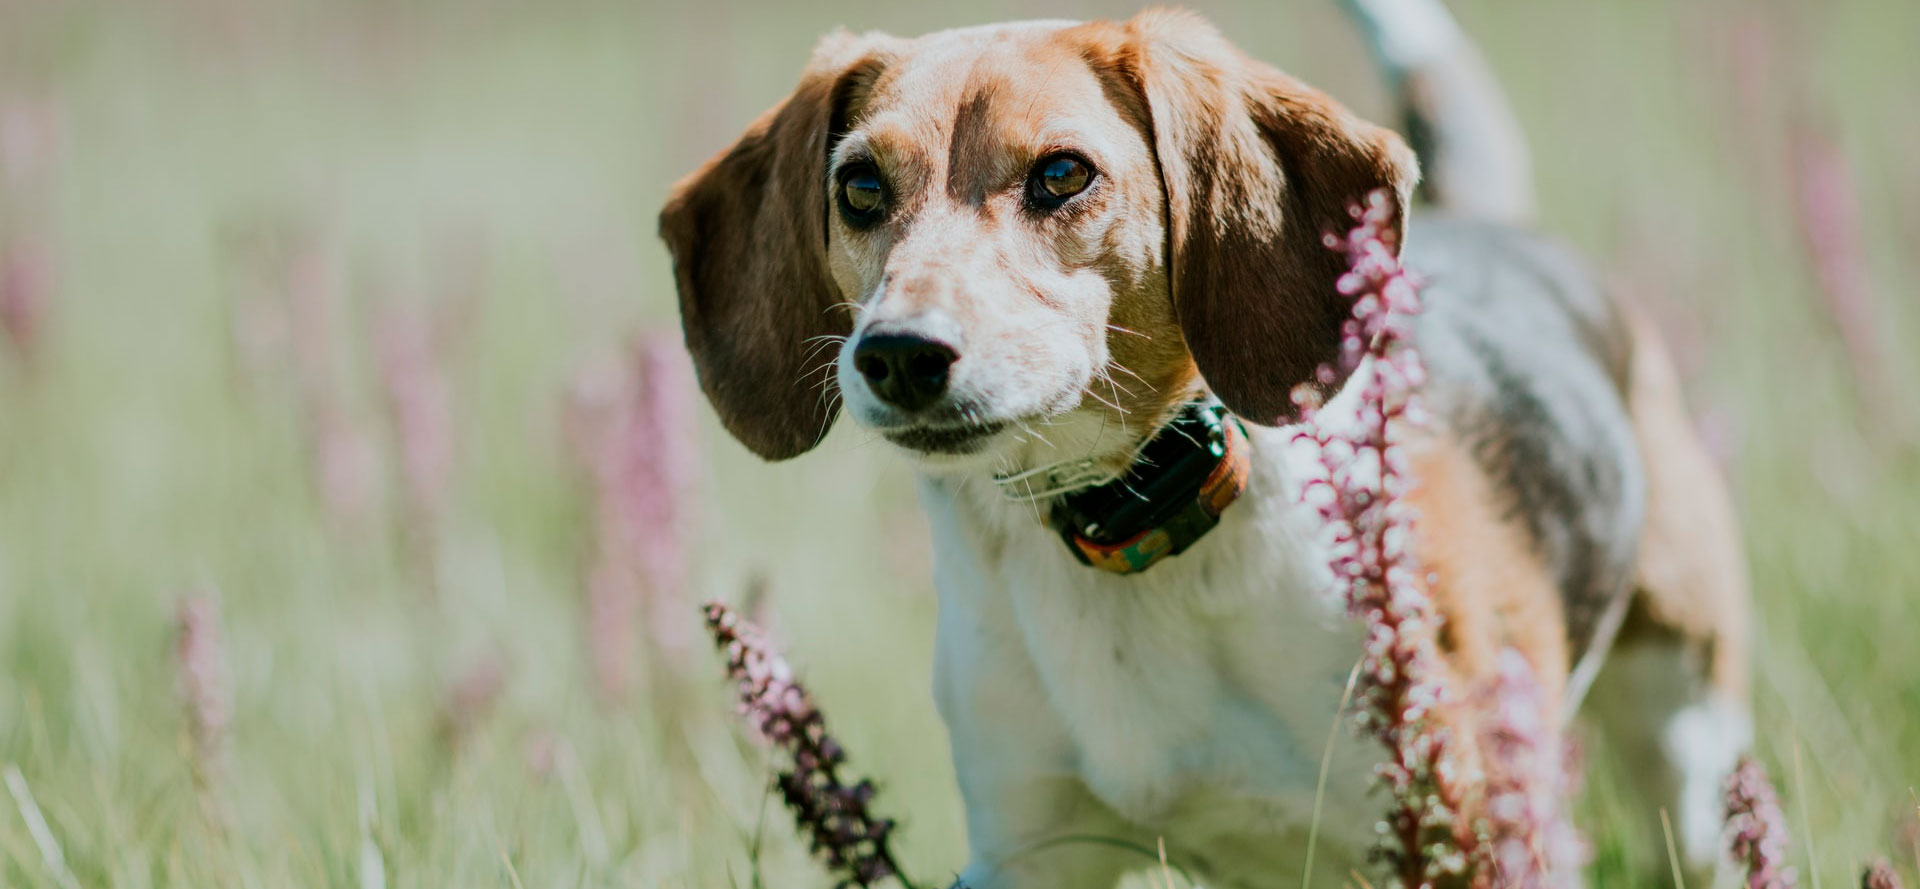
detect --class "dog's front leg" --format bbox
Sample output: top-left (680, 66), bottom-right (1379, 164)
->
top-left (947, 774), bottom-right (1139, 889)
top-left (932, 585), bottom-right (1138, 887)
top-left (924, 479), bottom-right (1147, 889)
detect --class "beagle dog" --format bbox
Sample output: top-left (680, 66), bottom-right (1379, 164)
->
top-left (659, 4), bottom-right (1752, 886)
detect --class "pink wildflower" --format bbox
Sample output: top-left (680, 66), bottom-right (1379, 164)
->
top-left (524, 729), bottom-right (562, 782)
top-left (174, 589), bottom-right (234, 782)
top-left (584, 558), bottom-right (640, 700)
top-left (1, 94), bottom-right (64, 187)
top-left (0, 239), bottom-right (50, 366)
top-left (265, 232), bottom-right (386, 527)
top-left (312, 402), bottom-right (381, 527)
top-left (1294, 190), bottom-right (1478, 887)
top-left (1790, 125), bottom-right (1884, 398)
top-left (1864, 859), bottom-right (1906, 889)
top-left (621, 333), bottom-right (701, 640)
top-left (1474, 649), bottom-right (1585, 889)
top-left (374, 301), bottom-right (455, 532)
top-left (704, 601), bottom-right (913, 888)
top-left (567, 332), bottom-right (703, 697)
top-left (1724, 755), bottom-right (1798, 889)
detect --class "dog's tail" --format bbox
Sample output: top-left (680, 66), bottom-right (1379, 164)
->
top-left (1339, 0), bottom-right (1535, 225)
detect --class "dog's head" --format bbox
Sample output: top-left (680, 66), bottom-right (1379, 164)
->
top-left (659, 10), bottom-right (1415, 475)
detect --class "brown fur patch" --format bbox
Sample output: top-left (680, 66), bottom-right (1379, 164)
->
top-left (1619, 308), bottom-right (1751, 694)
top-left (1404, 434), bottom-right (1571, 712)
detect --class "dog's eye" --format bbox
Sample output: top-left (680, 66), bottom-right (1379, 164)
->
top-left (1031, 154), bottom-right (1094, 205)
top-left (838, 166), bottom-right (885, 224)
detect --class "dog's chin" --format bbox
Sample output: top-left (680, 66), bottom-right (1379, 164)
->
top-left (846, 383), bottom-right (1093, 471)
top-left (879, 421), bottom-right (1011, 467)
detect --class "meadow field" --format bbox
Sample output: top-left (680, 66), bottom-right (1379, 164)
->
top-left (0, 0), bottom-right (1916, 886)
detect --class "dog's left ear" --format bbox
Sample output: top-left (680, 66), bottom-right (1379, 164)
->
top-left (659, 31), bottom-right (894, 460)
top-left (1105, 10), bottom-right (1419, 424)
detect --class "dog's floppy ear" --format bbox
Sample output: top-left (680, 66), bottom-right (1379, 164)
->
top-left (1117, 10), bottom-right (1418, 424)
top-left (658, 31), bottom-right (892, 460)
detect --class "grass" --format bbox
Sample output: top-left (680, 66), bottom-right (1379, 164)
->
top-left (0, 0), bottom-right (1917, 886)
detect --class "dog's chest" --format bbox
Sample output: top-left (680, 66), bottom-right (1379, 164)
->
top-left (1020, 560), bottom-right (1368, 838)
top-left (927, 435), bottom-right (1376, 856)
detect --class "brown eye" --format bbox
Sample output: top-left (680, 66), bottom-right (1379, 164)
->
top-left (838, 165), bottom-right (885, 224)
top-left (1031, 154), bottom-right (1093, 204)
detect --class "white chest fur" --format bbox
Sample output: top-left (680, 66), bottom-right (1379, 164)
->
top-left (923, 425), bottom-right (1381, 885)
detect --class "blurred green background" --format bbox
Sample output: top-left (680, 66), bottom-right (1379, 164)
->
top-left (0, 0), bottom-right (1916, 886)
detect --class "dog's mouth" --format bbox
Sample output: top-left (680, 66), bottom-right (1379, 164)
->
top-left (881, 421), bottom-right (1010, 455)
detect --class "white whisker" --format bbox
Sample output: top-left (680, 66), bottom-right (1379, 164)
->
top-left (1016, 419), bottom-right (1056, 450)
top-left (1084, 385), bottom-right (1128, 417)
top-left (1108, 362), bottom-right (1155, 392)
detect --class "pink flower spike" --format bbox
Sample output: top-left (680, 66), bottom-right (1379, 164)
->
top-left (174, 588), bottom-right (234, 783)
top-left (704, 601), bottom-right (915, 888)
top-left (1474, 649), bottom-right (1585, 889)
top-left (626, 333), bottom-right (702, 654)
top-left (0, 239), bottom-right (51, 366)
top-left (1863, 859), bottom-right (1906, 889)
top-left (312, 403), bottom-right (380, 527)
top-left (376, 302), bottom-right (454, 522)
top-left (1723, 755), bottom-right (1798, 889)
top-left (1294, 189), bottom-right (1487, 886)
top-left (585, 557), bottom-right (639, 700)
top-left (567, 331), bottom-right (704, 698)
top-left (1789, 125), bottom-right (1884, 399)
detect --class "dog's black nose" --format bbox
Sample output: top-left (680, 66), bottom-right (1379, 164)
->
top-left (854, 333), bottom-right (956, 411)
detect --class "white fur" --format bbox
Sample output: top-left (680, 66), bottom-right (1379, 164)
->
top-left (917, 420), bottom-right (1383, 888)
top-left (1667, 693), bottom-right (1751, 869)
top-left (1584, 639), bottom-right (1752, 884)
top-left (1339, 0), bottom-right (1466, 77)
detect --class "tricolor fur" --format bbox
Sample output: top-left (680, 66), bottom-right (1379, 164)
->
top-left (658, 4), bottom-right (1752, 886)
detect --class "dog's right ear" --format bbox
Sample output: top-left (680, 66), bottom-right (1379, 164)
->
top-left (659, 31), bottom-right (893, 460)
top-left (1087, 10), bottom-right (1418, 426)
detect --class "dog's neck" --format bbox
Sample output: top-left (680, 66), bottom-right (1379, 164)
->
top-left (920, 388), bottom-right (1257, 575)
top-left (1046, 399), bottom-right (1252, 573)
top-left (917, 409), bottom-right (1338, 608)
top-left (989, 383), bottom-right (1207, 491)
top-left (915, 361), bottom-right (1380, 579)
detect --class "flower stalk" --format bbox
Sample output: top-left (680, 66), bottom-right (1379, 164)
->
top-left (1296, 192), bottom-right (1588, 888)
top-left (703, 601), bottom-right (913, 889)
top-left (1294, 190), bottom-right (1477, 888)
